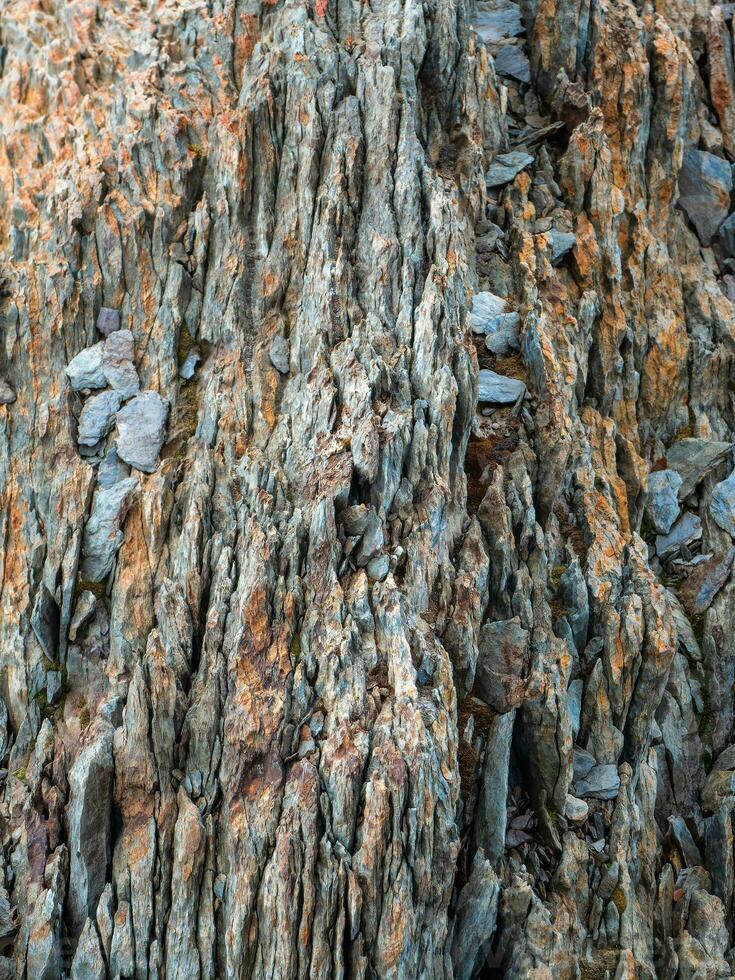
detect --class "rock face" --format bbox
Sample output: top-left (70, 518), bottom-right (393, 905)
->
top-left (3, 0), bottom-right (735, 977)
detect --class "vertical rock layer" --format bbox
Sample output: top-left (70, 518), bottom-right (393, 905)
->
top-left (1, 0), bottom-right (735, 976)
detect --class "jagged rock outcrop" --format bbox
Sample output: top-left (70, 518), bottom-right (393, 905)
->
top-left (2, 0), bottom-right (735, 976)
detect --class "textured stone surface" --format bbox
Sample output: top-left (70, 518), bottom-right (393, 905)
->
top-left (1, 0), bottom-right (735, 975)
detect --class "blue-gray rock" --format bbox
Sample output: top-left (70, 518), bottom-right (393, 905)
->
top-left (679, 547), bottom-right (735, 615)
top-left (574, 763), bottom-right (620, 800)
top-left (711, 469), bottom-right (735, 536)
top-left (549, 230), bottom-right (576, 265)
top-left (269, 336), bottom-right (290, 374)
top-left (677, 148), bottom-right (733, 244)
top-left (102, 330), bottom-right (139, 400)
top-left (646, 469), bottom-right (682, 534)
top-left (77, 390), bottom-right (123, 447)
top-left (493, 44), bottom-right (530, 83)
top-left (66, 343), bottom-right (107, 392)
top-left (115, 390), bottom-right (169, 473)
top-left (97, 448), bottom-right (130, 489)
top-left (656, 512), bottom-right (702, 559)
top-left (573, 747), bottom-right (596, 782)
top-left (179, 348), bottom-right (200, 380)
top-left (477, 369), bottom-right (525, 403)
top-left (470, 291), bottom-right (506, 333)
top-left (718, 211), bottom-right (735, 256)
top-left (473, 0), bottom-right (523, 44)
top-left (96, 308), bottom-right (120, 336)
top-left (80, 478), bottom-right (139, 582)
top-left (486, 151), bottom-right (534, 188)
top-left (564, 794), bottom-right (589, 824)
top-left (485, 312), bottom-right (521, 354)
top-left (666, 438), bottom-right (732, 498)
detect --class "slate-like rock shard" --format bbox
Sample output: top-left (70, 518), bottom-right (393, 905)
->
top-left (4, 0), bottom-right (735, 975)
top-left (115, 391), bottom-right (168, 473)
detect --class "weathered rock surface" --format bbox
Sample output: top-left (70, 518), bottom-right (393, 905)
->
top-left (2, 0), bottom-right (735, 976)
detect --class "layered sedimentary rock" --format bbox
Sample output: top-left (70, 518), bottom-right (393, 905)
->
top-left (2, 0), bottom-right (735, 976)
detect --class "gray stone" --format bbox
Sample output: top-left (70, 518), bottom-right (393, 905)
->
top-left (475, 618), bottom-right (529, 712)
top-left (549, 230), bottom-right (576, 265)
top-left (269, 336), bottom-right (290, 374)
top-left (646, 469), bottom-right (682, 534)
top-left (96, 307), bottom-right (120, 336)
top-left (679, 547), bottom-right (735, 615)
top-left (656, 511), bottom-right (702, 559)
top-left (366, 553), bottom-right (390, 581)
top-left (711, 469), bottom-right (735, 536)
top-left (486, 151), bottom-right (534, 188)
top-left (473, 0), bottom-right (523, 44)
top-left (179, 348), bottom-right (200, 380)
top-left (567, 679), bottom-right (583, 740)
top-left (677, 148), bottom-right (733, 244)
top-left (485, 313), bottom-right (521, 354)
top-left (46, 671), bottom-right (62, 706)
top-left (574, 763), bottom-right (620, 800)
top-left (450, 851), bottom-right (500, 980)
top-left (666, 438), bottom-right (732, 498)
top-left (668, 815), bottom-right (703, 867)
top-left (69, 591), bottom-right (97, 642)
top-left (79, 478), bottom-right (139, 582)
top-left (493, 44), bottom-right (530, 83)
top-left (564, 794), bottom-right (589, 824)
top-left (66, 722), bottom-right (115, 938)
top-left (718, 211), bottom-right (735, 256)
top-left (474, 710), bottom-right (515, 862)
top-left (573, 747), bottom-right (596, 782)
top-left (97, 448), bottom-right (130, 489)
top-left (0, 378), bottom-right (15, 404)
top-left (31, 584), bottom-right (60, 662)
top-left (102, 330), bottom-right (139, 400)
top-left (477, 369), bottom-right (525, 403)
top-left (77, 389), bottom-right (122, 447)
top-left (115, 390), bottom-right (169, 472)
top-left (470, 291), bottom-right (506, 334)
top-left (70, 917), bottom-right (106, 980)
top-left (66, 343), bottom-right (107, 392)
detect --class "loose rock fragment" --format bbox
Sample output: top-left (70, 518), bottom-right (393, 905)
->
top-left (656, 512), bottom-right (702, 559)
top-left (548, 230), bottom-right (576, 265)
top-left (574, 764), bottom-right (620, 800)
top-left (494, 44), bottom-right (530, 83)
top-left (665, 439), bottom-right (732, 499)
top-left (115, 390), bottom-right (169, 472)
top-left (646, 469), bottom-right (682, 534)
top-left (66, 343), bottom-right (107, 392)
top-left (679, 548), bottom-right (735, 615)
top-left (677, 148), bottom-right (733, 244)
top-left (269, 336), bottom-right (290, 374)
top-left (564, 794), bottom-right (589, 824)
top-left (486, 151), bottom-right (534, 188)
top-left (96, 308), bottom-right (120, 336)
top-left (711, 469), bottom-right (735, 536)
top-left (0, 378), bottom-right (15, 404)
top-left (80, 478), bottom-right (139, 582)
top-left (477, 369), bottom-right (525, 403)
top-left (473, 0), bottom-right (523, 44)
top-left (77, 390), bottom-right (122, 447)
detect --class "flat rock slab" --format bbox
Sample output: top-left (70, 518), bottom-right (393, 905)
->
top-left (574, 763), bottom-right (620, 800)
top-left (486, 151), bottom-right (534, 188)
top-left (473, 0), bottom-right (523, 44)
top-left (666, 438), bottom-right (732, 499)
top-left (493, 44), bottom-right (530, 83)
top-left (66, 342), bottom-right (107, 392)
top-left (711, 469), bottom-right (735, 536)
top-left (78, 390), bottom-right (123, 447)
top-left (478, 369), bottom-right (525, 404)
top-left (679, 547), bottom-right (735, 615)
top-left (116, 390), bottom-right (169, 473)
top-left (656, 511), bottom-right (702, 559)
top-left (549, 230), bottom-right (576, 265)
top-left (677, 148), bottom-right (732, 244)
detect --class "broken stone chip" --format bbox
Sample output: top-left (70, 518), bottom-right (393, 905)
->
top-left (115, 390), bottom-right (169, 473)
top-left (77, 389), bottom-right (123, 447)
top-left (486, 151), bottom-right (534, 188)
top-left (0, 377), bottom-right (15, 404)
top-left (645, 469), bottom-right (682, 535)
top-left (477, 369), bottom-right (525, 404)
top-left (80, 478), bottom-right (139, 582)
top-left (710, 469), bottom-right (735, 536)
top-left (96, 307), bottom-right (121, 336)
top-left (677, 148), bottom-right (732, 245)
top-left (66, 342), bottom-right (107, 392)
top-left (102, 330), bottom-right (139, 400)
